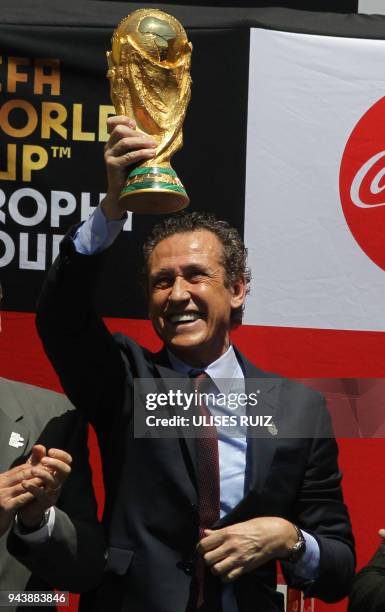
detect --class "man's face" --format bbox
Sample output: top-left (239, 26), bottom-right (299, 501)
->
top-left (147, 230), bottom-right (246, 367)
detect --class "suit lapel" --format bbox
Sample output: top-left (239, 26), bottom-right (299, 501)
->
top-left (233, 348), bottom-right (282, 496)
top-left (0, 378), bottom-right (30, 470)
top-left (152, 352), bottom-right (198, 489)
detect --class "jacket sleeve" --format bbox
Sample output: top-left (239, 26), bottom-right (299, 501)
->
top-left (7, 414), bottom-right (106, 592)
top-left (348, 545), bottom-right (385, 612)
top-left (35, 231), bottom-right (127, 432)
top-left (284, 396), bottom-right (356, 602)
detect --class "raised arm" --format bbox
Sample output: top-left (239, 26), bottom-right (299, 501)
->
top-left (36, 117), bottom-right (156, 428)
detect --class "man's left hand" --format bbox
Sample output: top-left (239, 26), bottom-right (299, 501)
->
top-left (17, 445), bottom-right (72, 529)
top-left (198, 516), bottom-right (298, 582)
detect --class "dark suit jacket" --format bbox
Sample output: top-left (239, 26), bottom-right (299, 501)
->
top-left (36, 235), bottom-right (355, 612)
top-left (0, 377), bottom-right (105, 611)
top-left (348, 545), bottom-right (385, 612)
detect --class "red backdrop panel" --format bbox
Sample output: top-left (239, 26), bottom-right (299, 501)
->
top-left (1, 312), bottom-right (384, 610)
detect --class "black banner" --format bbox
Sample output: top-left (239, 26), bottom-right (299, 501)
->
top-left (0, 9), bottom-right (250, 316)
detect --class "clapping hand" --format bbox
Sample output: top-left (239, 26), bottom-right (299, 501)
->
top-left (0, 463), bottom-right (39, 536)
top-left (0, 445), bottom-right (72, 536)
top-left (17, 445), bottom-right (72, 529)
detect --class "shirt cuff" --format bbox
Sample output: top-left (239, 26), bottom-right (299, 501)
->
top-left (73, 204), bottom-right (127, 255)
top-left (281, 530), bottom-right (320, 581)
top-left (14, 507), bottom-right (55, 542)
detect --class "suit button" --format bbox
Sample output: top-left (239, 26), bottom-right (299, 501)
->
top-left (177, 561), bottom-right (195, 575)
top-left (190, 503), bottom-right (198, 513)
top-left (183, 563), bottom-right (194, 576)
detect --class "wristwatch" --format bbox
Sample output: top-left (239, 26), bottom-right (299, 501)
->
top-left (286, 524), bottom-right (306, 563)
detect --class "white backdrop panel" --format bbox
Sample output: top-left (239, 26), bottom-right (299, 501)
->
top-left (244, 28), bottom-right (385, 331)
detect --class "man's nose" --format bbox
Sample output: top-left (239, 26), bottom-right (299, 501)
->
top-left (169, 276), bottom-right (190, 302)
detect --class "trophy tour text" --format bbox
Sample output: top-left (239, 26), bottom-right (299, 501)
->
top-left (0, 57), bottom-right (113, 180)
top-left (0, 56), bottom-right (128, 271)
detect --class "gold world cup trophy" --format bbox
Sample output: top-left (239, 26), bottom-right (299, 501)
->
top-left (107, 9), bottom-right (192, 214)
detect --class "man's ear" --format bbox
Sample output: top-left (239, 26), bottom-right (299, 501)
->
top-left (230, 275), bottom-right (247, 309)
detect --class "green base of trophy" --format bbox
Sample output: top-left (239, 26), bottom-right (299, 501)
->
top-left (119, 166), bottom-right (189, 214)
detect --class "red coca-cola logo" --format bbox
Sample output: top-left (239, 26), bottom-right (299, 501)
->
top-left (340, 96), bottom-right (385, 272)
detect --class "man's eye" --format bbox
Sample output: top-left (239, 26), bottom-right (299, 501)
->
top-left (189, 271), bottom-right (207, 281)
top-left (153, 277), bottom-right (172, 288)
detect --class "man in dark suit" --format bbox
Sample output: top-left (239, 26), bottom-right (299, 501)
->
top-left (348, 529), bottom-right (385, 612)
top-left (36, 116), bottom-right (355, 612)
top-left (0, 283), bottom-right (105, 609)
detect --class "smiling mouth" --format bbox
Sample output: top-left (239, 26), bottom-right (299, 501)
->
top-left (166, 312), bottom-right (204, 325)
